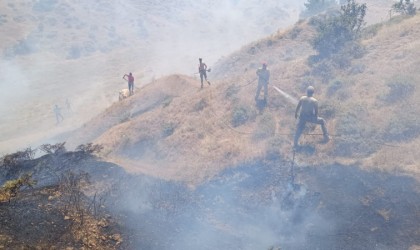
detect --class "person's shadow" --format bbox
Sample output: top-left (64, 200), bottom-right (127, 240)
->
top-left (255, 99), bottom-right (267, 113)
top-left (294, 144), bottom-right (316, 155)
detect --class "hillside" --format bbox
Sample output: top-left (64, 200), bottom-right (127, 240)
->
top-left (0, 0), bottom-right (401, 155)
top-left (65, 14), bottom-right (420, 186)
top-left (0, 0), bottom-right (305, 154)
top-left (1, 2), bottom-right (420, 249)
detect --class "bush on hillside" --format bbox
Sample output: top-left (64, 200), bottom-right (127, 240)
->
top-left (161, 122), bottom-right (177, 137)
top-left (194, 98), bottom-right (208, 112)
top-left (301, 0), bottom-right (337, 18)
top-left (308, 58), bottom-right (334, 81)
top-left (162, 96), bottom-right (173, 108)
top-left (231, 104), bottom-right (256, 127)
top-left (289, 27), bottom-right (303, 39)
top-left (225, 84), bottom-right (240, 99)
top-left (58, 171), bottom-right (90, 225)
top-left (326, 77), bottom-right (353, 100)
top-left (380, 75), bottom-right (415, 104)
top-left (40, 142), bottom-right (66, 155)
top-left (392, 0), bottom-right (417, 16)
top-left (310, 0), bottom-right (367, 59)
top-left (75, 143), bottom-right (103, 155)
top-left (0, 174), bottom-right (37, 202)
top-left (385, 108), bottom-right (420, 142)
top-left (0, 147), bottom-right (36, 169)
top-left (319, 101), bottom-right (337, 119)
top-left (361, 23), bottom-right (383, 39)
top-left (4, 38), bottom-right (37, 58)
top-left (231, 106), bottom-right (249, 127)
top-left (327, 78), bottom-right (344, 96)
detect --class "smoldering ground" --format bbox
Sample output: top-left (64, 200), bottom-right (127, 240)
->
top-left (2, 143), bottom-right (419, 249)
top-left (106, 161), bottom-right (420, 250)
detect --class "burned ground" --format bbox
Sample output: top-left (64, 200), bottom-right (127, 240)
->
top-left (109, 160), bottom-right (420, 250)
top-left (0, 151), bottom-right (126, 249)
top-left (0, 144), bottom-right (419, 249)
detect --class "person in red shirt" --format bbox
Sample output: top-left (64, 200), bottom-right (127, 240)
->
top-left (123, 72), bottom-right (135, 95)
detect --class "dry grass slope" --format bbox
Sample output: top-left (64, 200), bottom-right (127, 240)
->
top-left (67, 14), bottom-right (420, 186)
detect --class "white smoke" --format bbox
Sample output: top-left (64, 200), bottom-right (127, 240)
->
top-left (0, 0), bottom-right (306, 153)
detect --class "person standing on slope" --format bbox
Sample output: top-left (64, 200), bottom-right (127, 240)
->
top-left (123, 72), bottom-right (135, 95)
top-left (53, 104), bottom-right (64, 125)
top-left (294, 86), bottom-right (329, 148)
top-left (198, 58), bottom-right (211, 88)
top-left (255, 62), bottom-right (270, 103)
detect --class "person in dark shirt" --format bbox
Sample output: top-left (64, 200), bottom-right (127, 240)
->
top-left (198, 58), bottom-right (210, 88)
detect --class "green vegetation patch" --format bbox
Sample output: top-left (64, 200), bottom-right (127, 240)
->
top-left (385, 106), bottom-right (420, 142)
top-left (225, 84), bottom-right (240, 99)
top-left (231, 104), bottom-right (256, 127)
top-left (161, 122), bottom-right (177, 137)
top-left (380, 75), bottom-right (415, 104)
top-left (194, 98), bottom-right (208, 112)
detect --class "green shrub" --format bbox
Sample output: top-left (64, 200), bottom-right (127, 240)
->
top-left (289, 27), bottom-right (302, 39)
top-left (380, 75), bottom-right (415, 104)
top-left (327, 77), bottom-right (353, 99)
top-left (40, 142), bottom-right (66, 155)
top-left (319, 101), bottom-right (337, 119)
top-left (75, 143), bottom-right (103, 155)
top-left (162, 96), bottom-right (173, 108)
top-left (330, 43), bottom-right (365, 69)
top-left (392, 0), bottom-right (417, 16)
top-left (362, 23), bottom-right (383, 39)
top-left (310, 0), bottom-right (366, 59)
top-left (301, 0), bottom-right (337, 18)
top-left (161, 122), bottom-right (177, 137)
top-left (231, 106), bottom-right (249, 127)
top-left (309, 59), bottom-right (334, 81)
top-left (0, 174), bottom-right (36, 202)
top-left (0, 147), bottom-right (36, 169)
top-left (385, 108), bottom-right (419, 141)
top-left (225, 84), bottom-right (240, 99)
top-left (327, 79), bottom-right (344, 96)
top-left (194, 98), bottom-right (207, 112)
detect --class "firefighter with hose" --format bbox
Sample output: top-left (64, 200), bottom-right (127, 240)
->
top-left (294, 86), bottom-right (329, 148)
top-left (255, 62), bottom-right (270, 103)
